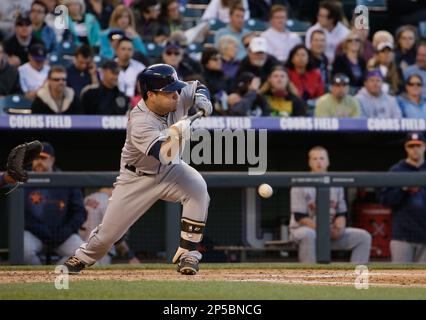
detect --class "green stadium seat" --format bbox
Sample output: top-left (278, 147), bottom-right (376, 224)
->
top-left (244, 19), bottom-right (269, 32)
top-left (286, 19), bottom-right (311, 33)
top-left (186, 43), bottom-right (203, 54)
top-left (48, 53), bottom-right (73, 68)
top-left (146, 42), bottom-right (164, 58)
top-left (0, 95), bottom-right (33, 114)
top-left (208, 19), bottom-right (226, 31)
top-left (356, 0), bottom-right (387, 12)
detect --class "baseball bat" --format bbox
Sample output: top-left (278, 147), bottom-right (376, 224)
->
top-left (187, 110), bottom-right (204, 123)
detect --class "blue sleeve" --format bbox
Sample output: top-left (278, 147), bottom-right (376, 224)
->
top-left (380, 186), bottom-right (407, 207)
top-left (132, 36), bottom-right (148, 56)
top-left (25, 214), bottom-right (53, 244)
top-left (196, 83), bottom-right (211, 100)
top-left (52, 188), bottom-right (87, 245)
top-left (148, 140), bottom-right (162, 161)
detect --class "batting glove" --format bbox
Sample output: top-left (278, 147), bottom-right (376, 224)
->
top-left (170, 118), bottom-right (191, 141)
top-left (194, 93), bottom-right (212, 116)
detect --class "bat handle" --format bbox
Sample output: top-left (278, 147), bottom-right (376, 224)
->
top-left (188, 110), bottom-right (204, 123)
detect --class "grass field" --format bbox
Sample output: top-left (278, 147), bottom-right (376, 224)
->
top-left (1, 263), bottom-right (426, 300)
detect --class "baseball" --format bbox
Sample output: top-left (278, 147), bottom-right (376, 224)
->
top-left (258, 183), bottom-right (273, 198)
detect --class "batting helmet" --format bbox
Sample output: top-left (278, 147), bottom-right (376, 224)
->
top-left (138, 64), bottom-right (187, 94)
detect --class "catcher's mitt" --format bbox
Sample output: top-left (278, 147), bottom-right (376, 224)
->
top-left (6, 141), bottom-right (43, 183)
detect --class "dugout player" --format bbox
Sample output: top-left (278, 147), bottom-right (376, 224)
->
top-left (64, 63), bottom-right (212, 275)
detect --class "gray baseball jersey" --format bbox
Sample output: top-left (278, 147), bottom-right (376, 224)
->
top-left (289, 186), bottom-right (347, 229)
top-left (74, 81), bottom-right (210, 265)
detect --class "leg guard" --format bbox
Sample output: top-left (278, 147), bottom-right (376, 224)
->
top-left (172, 218), bottom-right (205, 264)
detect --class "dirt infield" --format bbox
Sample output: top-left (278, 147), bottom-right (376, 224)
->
top-left (1, 268), bottom-right (426, 288)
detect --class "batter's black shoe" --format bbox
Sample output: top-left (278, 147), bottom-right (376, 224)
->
top-left (177, 256), bottom-right (199, 275)
top-left (63, 256), bottom-right (85, 274)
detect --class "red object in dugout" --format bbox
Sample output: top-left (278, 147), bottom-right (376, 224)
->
top-left (355, 203), bottom-right (392, 258)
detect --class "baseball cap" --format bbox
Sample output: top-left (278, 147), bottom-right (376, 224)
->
top-left (365, 69), bottom-right (383, 81)
top-left (107, 29), bottom-right (125, 41)
top-left (39, 142), bottom-right (55, 158)
top-left (29, 43), bottom-right (47, 62)
top-left (15, 15), bottom-right (31, 26)
top-left (164, 41), bottom-right (182, 51)
top-left (331, 73), bottom-right (350, 86)
top-left (101, 60), bottom-right (120, 73)
top-left (249, 37), bottom-right (268, 53)
top-left (376, 41), bottom-right (393, 52)
top-left (405, 132), bottom-right (426, 145)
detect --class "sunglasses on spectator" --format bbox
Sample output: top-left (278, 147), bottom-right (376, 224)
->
top-left (165, 50), bottom-right (181, 56)
top-left (348, 38), bottom-right (361, 43)
top-left (407, 82), bottom-right (423, 87)
top-left (406, 144), bottom-right (423, 148)
top-left (209, 55), bottom-right (221, 61)
top-left (50, 77), bottom-right (67, 82)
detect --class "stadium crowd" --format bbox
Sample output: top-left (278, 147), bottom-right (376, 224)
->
top-left (0, 0), bottom-right (425, 117)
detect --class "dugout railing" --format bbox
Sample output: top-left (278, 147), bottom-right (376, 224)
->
top-left (4, 171), bottom-right (426, 265)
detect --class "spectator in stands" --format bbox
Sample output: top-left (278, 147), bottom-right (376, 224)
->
top-left (81, 188), bottom-right (140, 265)
top-left (241, 31), bottom-right (261, 49)
top-left (397, 74), bottom-right (426, 118)
top-left (335, 25), bottom-right (375, 63)
top-left (356, 69), bottom-right (402, 118)
top-left (236, 36), bottom-right (280, 83)
top-left (81, 60), bottom-right (129, 114)
top-left (29, 0), bottom-right (57, 53)
top-left (259, 65), bottom-right (306, 117)
top-left (0, 0), bottom-right (32, 41)
top-left (286, 44), bottom-right (325, 102)
top-left (115, 37), bottom-right (145, 98)
top-left (132, 0), bottom-right (164, 44)
top-left (290, 146), bottom-right (372, 264)
top-left (372, 30), bottom-right (394, 50)
top-left (31, 65), bottom-right (81, 114)
top-left (160, 40), bottom-right (198, 81)
top-left (43, 0), bottom-right (73, 43)
top-left (201, 0), bottom-right (250, 24)
top-left (18, 43), bottom-right (49, 100)
top-left (100, 5), bottom-right (148, 59)
top-left (85, 0), bottom-right (114, 30)
top-left (66, 44), bottom-right (98, 98)
top-left (308, 29), bottom-right (329, 86)
top-left (24, 142), bottom-right (86, 265)
top-left (261, 5), bottom-right (301, 63)
top-left (315, 73), bottom-right (361, 118)
top-left (0, 42), bottom-right (21, 97)
top-left (395, 25), bottom-right (418, 72)
top-left (64, 0), bottom-right (101, 49)
top-left (159, 0), bottom-right (183, 40)
top-left (168, 31), bottom-right (203, 77)
top-left (367, 41), bottom-right (403, 96)
top-left (332, 32), bottom-right (366, 95)
top-left (214, 3), bottom-right (250, 61)
top-left (380, 132), bottom-right (426, 263)
top-left (228, 71), bottom-right (270, 116)
top-left (404, 43), bottom-right (426, 99)
top-left (305, 0), bottom-right (350, 63)
top-left (4, 15), bottom-right (42, 67)
top-left (218, 35), bottom-right (240, 79)
top-left (201, 47), bottom-right (231, 99)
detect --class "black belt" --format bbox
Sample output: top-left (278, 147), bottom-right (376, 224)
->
top-left (125, 164), bottom-right (152, 176)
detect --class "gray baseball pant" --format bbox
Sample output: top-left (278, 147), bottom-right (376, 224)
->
top-left (390, 240), bottom-right (426, 263)
top-left (290, 226), bottom-right (372, 264)
top-left (75, 163), bottom-right (209, 265)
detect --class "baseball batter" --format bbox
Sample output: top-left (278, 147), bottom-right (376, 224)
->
top-left (64, 64), bottom-right (212, 275)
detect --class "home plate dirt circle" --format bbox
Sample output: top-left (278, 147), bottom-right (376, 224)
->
top-left (1, 269), bottom-right (426, 288)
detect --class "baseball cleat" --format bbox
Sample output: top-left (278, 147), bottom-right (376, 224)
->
top-left (177, 256), bottom-right (199, 275)
top-left (63, 256), bottom-right (86, 274)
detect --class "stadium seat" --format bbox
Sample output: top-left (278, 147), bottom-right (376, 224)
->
top-left (356, 0), bottom-right (387, 11)
top-left (57, 40), bottom-right (77, 56)
top-left (0, 95), bottom-right (32, 114)
top-left (48, 53), bottom-right (73, 68)
top-left (286, 19), bottom-right (311, 34)
top-left (208, 18), bottom-right (226, 31)
top-left (186, 42), bottom-right (204, 54)
top-left (244, 19), bottom-right (269, 32)
top-left (146, 42), bottom-right (164, 58)
top-left (420, 21), bottom-right (426, 39)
